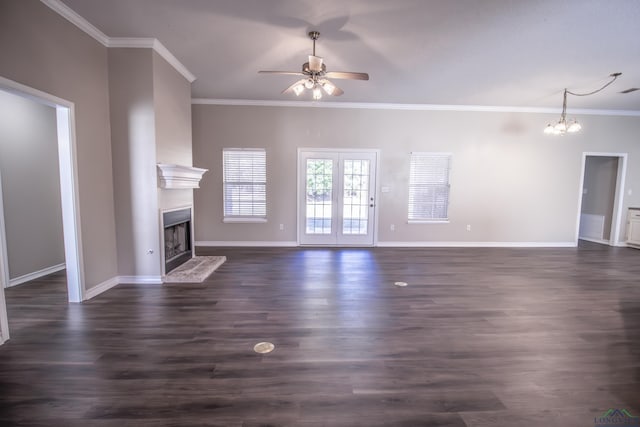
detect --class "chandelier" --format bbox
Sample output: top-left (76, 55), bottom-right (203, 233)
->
top-left (544, 72), bottom-right (621, 135)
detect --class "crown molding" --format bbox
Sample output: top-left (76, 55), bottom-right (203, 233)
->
top-left (191, 98), bottom-right (640, 117)
top-left (41, 0), bottom-right (110, 45)
top-left (39, 0), bottom-right (196, 83)
top-left (107, 37), bottom-right (155, 49)
top-left (149, 40), bottom-right (196, 83)
top-left (108, 38), bottom-right (196, 82)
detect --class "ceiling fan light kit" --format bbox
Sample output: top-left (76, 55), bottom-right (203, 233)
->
top-left (544, 72), bottom-right (621, 135)
top-left (259, 31), bottom-right (369, 100)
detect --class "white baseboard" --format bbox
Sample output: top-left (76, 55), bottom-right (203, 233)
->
top-left (196, 241), bottom-right (298, 247)
top-left (376, 241), bottom-right (577, 248)
top-left (83, 275), bottom-right (163, 301)
top-left (597, 241), bottom-right (635, 248)
top-left (196, 240), bottom-right (577, 248)
top-left (84, 276), bottom-right (119, 300)
top-left (118, 275), bottom-right (163, 284)
top-left (578, 237), bottom-right (610, 245)
top-left (7, 263), bottom-right (66, 288)
top-left (578, 237), bottom-right (632, 247)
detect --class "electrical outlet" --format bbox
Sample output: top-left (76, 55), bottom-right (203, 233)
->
top-left (466, 224), bottom-right (471, 232)
top-left (279, 224), bottom-right (284, 231)
top-left (390, 224), bottom-right (395, 231)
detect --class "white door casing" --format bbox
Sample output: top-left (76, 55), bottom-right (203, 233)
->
top-left (0, 76), bottom-right (85, 344)
top-left (576, 152), bottom-right (628, 247)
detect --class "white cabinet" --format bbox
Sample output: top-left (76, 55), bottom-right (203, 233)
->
top-left (627, 208), bottom-right (640, 248)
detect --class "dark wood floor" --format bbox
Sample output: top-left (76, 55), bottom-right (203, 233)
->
top-left (1, 242), bottom-right (640, 426)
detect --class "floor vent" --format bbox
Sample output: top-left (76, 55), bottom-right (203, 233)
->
top-left (253, 342), bottom-right (275, 354)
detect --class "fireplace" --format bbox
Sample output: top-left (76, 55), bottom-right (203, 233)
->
top-left (163, 208), bottom-right (192, 273)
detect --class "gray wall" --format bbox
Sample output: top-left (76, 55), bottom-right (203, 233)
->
top-left (108, 48), bottom-right (161, 278)
top-left (108, 49), bottom-right (194, 277)
top-left (582, 156), bottom-right (619, 240)
top-left (153, 52), bottom-right (194, 212)
top-left (0, 0), bottom-right (118, 288)
top-left (192, 105), bottom-right (640, 245)
top-left (0, 90), bottom-right (65, 280)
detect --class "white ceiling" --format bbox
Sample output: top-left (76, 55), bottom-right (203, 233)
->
top-left (60, 0), bottom-right (640, 110)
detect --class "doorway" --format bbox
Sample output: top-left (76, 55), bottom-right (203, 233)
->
top-left (298, 149), bottom-right (378, 246)
top-left (577, 152), bottom-right (627, 246)
top-left (0, 76), bottom-right (84, 344)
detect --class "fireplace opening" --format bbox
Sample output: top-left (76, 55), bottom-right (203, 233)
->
top-left (163, 208), bottom-right (192, 273)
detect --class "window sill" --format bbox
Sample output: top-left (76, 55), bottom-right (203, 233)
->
top-left (223, 218), bottom-right (267, 223)
top-left (407, 220), bottom-right (450, 224)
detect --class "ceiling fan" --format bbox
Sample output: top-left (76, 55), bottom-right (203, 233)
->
top-left (259, 31), bottom-right (369, 100)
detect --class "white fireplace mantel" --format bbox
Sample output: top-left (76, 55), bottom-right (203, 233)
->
top-left (157, 164), bottom-right (208, 189)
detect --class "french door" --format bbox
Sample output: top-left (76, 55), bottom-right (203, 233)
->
top-left (298, 150), bottom-right (378, 245)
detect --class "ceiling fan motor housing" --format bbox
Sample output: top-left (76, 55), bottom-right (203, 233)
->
top-left (303, 62), bottom-right (326, 75)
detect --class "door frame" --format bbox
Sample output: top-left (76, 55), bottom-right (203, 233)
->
top-left (0, 76), bottom-right (85, 344)
top-left (296, 148), bottom-right (380, 247)
top-left (575, 152), bottom-right (628, 246)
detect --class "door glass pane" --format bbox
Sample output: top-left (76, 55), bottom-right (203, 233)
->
top-left (306, 159), bottom-right (333, 234)
top-left (342, 159), bottom-right (370, 235)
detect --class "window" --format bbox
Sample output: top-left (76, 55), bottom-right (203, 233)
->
top-left (223, 148), bottom-right (266, 222)
top-left (408, 152), bottom-right (451, 222)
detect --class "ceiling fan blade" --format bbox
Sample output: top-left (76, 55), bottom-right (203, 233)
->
top-left (282, 79), bottom-right (308, 95)
top-left (325, 71), bottom-right (369, 81)
top-left (330, 85), bottom-right (344, 96)
top-left (308, 55), bottom-right (324, 72)
top-left (259, 71), bottom-right (306, 76)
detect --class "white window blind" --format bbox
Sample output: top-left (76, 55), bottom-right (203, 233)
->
top-left (223, 148), bottom-right (266, 220)
top-left (408, 153), bottom-right (451, 221)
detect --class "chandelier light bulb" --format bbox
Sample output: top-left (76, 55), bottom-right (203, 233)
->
top-left (304, 79), bottom-right (314, 89)
top-left (292, 83), bottom-right (304, 96)
top-left (554, 120), bottom-right (567, 133)
top-left (312, 86), bottom-right (322, 100)
top-left (322, 80), bottom-right (336, 95)
top-left (567, 120), bottom-right (582, 133)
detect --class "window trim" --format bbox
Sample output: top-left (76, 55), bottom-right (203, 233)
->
top-left (407, 219), bottom-right (450, 224)
top-left (222, 217), bottom-right (268, 224)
